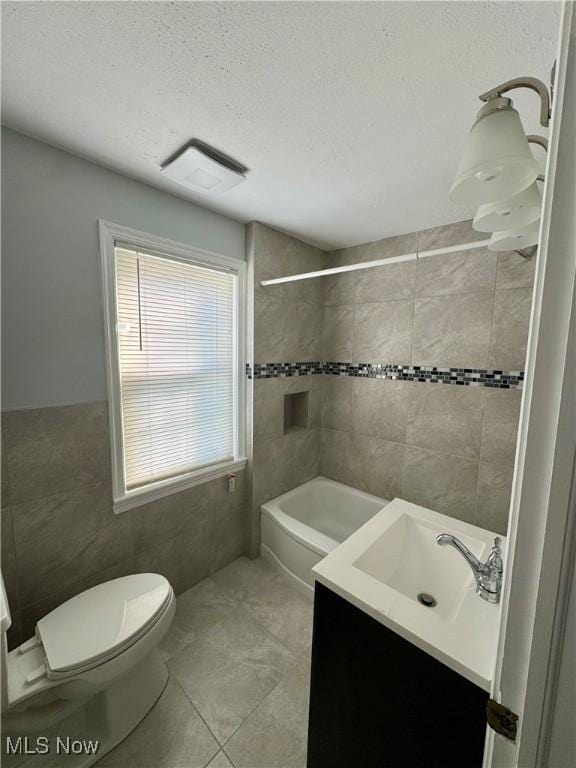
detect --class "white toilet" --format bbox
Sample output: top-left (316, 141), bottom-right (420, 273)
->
top-left (1, 570), bottom-right (175, 766)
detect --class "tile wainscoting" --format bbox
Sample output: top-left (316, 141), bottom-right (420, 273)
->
top-left (316, 220), bottom-right (532, 538)
top-left (249, 219), bottom-right (533, 555)
top-left (250, 374), bottom-right (520, 538)
top-left (1, 401), bottom-right (249, 649)
top-left (322, 220), bottom-right (534, 373)
top-left (319, 378), bottom-right (520, 535)
top-left (248, 222), bottom-right (326, 555)
top-left (1, 214), bottom-right (532, 655)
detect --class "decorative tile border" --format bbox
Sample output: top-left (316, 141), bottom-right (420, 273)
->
top-left (323, 362), bottom-right (524, 388)
top-left (246, 362), bottom-right (524, 389)
top-left (248, 362), bottom-right (323, 379)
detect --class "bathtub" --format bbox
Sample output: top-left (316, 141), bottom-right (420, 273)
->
top-left (260, 476), bottom-right (389, 594)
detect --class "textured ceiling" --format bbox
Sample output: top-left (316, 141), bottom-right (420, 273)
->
top-left (1, 1), bottom-right (560, 249)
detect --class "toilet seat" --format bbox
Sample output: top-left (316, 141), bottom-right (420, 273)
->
top-left (35, 574), bottom-right (173, 681)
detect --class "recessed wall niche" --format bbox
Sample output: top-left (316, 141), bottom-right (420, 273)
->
top-left (284, 391), bottom-right (310, 434)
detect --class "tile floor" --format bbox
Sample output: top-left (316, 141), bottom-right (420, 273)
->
top-left (97, 556), bottom-right (314, 768)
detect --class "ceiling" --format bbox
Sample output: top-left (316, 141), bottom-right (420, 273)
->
top-left (1, 1), bottom-right (560, 249)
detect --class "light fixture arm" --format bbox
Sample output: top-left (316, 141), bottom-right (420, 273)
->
top-left (527, 135), bottom-right (548, 183)
top-left (479, 77), bottom-right (551, 127)
top-left (526, 134), bottom-right (549, 152)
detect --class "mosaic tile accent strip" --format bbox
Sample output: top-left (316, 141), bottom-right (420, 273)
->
top-left (247, 362), bottom-right (524, 389)
top-left (247, 362), bottom-right (323, 379)
top-left (323, 362), bottom-right (524, 388)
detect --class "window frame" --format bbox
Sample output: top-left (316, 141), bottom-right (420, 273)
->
top-left (99, 220), bottom-right (247, 514)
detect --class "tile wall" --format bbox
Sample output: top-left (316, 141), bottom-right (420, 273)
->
top-left (250, 220), bottom-right (533, 550)
top-left (2, 218), bottom-right (533, 647)
top-left (248, 222), bottom-right (327, 554)
top-left (1, 402), bottom-right (248, 649)
top-left (320, 220), bottom-right (533, 535)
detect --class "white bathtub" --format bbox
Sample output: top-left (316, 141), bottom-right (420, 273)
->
top-left (260, 476), bottom-right (389, 594)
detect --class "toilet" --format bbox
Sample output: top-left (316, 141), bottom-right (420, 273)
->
top-left (1, 570), bottom-right (175, 766)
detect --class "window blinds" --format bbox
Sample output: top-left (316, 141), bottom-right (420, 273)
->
top-left (114, 246), bottom-right (236, 490)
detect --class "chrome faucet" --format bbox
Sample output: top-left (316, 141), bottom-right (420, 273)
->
top-left (436, 534), bottom-right (503, 604)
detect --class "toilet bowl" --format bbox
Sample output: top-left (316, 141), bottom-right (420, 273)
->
top-left (1, 571), bottom-right (175, 766)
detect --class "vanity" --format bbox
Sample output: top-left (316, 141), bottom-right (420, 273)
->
top-left (307, 499), bottom-right (504, 768)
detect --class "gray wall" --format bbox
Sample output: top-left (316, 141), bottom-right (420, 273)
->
top-left (1, 130), bottom-right (248, 648)
top-left (249, 222), bottom-right (326, 553)
top-left (253, 222), bottom-right (325, 364)
top-left (248, 219), bottom-right (533, 551)
top-left (1, 128), bottom-right (245, 410)
top-left (1, 403), bottom-right (248, 649)
top-left (320, 220), bottom-right (534, 535)
top-left (1, 129), bottom-right (534, 647)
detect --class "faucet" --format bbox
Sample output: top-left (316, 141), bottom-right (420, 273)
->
top-left (436, 534), bottom-right (503, 604)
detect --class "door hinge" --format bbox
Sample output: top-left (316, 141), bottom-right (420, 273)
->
top-left (486, 698), bottom-right (519, 742)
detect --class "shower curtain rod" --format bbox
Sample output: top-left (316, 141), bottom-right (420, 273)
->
top-left (260, 238), bottom-right (493, 286)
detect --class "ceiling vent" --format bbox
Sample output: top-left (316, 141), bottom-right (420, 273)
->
top-left (161, 140), bottom-right (247, 194)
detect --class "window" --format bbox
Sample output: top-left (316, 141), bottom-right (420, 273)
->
top-left (100, 221), bottom-right (246, 512)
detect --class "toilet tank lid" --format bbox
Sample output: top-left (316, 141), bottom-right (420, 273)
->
top-left (36, 573), bottom-right (172, 674)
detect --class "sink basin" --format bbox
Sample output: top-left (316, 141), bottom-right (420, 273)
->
top-left (312, 498), bottom-right (504, 691)
top-left (354, 513), bottom-right (482, 621)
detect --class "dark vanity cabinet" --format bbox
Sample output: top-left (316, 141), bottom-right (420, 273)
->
top-left (307, 582), bottom-right (489, 768)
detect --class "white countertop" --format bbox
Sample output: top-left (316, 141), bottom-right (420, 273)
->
top-left (312, 498), bottom-right (504, 692)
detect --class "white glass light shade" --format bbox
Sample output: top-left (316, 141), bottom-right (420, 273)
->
top-left (488, 221), bottom-right (540, 252)
top-left (450, 107), bottom-right (539, 206)
top-left (473, 183), bottom-right (542, 232)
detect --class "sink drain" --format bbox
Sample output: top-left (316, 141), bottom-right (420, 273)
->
top-left (417, 592), bottom-right (437, 608)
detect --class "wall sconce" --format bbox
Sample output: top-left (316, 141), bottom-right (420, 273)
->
top-left (450, 73), bottom-right (554, 256)
top-left (488, 221), bottom-right (541, 253)
top-left (449, 97), bottom-right (539, 206)
top-left (473, 136), bottom-right (548, 233)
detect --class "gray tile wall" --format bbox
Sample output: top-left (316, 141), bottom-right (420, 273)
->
top-left (1, 402), bottom-right (248, 649)
top-left (320, 220), bottom-right (533, 535)
top-left (249, 219), bottom-right (532, 554)
top-left (252, 223), bottom-right (326, 364)
top-left (3, 218), bottom-right (531, 643)
top-left (248, 223), bottom-right (327, 554)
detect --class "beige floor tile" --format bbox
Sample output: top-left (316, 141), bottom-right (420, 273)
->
top-left (167, 607), bottom-right (296, 744)
top-left (209, 556), bottom-right (313, 654)
top-left (243, 575), bottom-right (314, 654)
top-left (206, 752), bottom-right (235, 768)
top-left (160, 577), bottom-right (239, 661)
top-left (97, 678), bottom-right (219, 768)
top-left (209, 556), bottom-right (278, 603)
top-left (225, 654), bottom-right (311, 768)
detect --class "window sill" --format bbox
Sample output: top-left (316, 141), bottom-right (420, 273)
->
top-left (113, 458), bottom-right (248, 514)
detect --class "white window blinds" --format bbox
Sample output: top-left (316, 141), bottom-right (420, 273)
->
top-left (114, 246), bottom-right (237, 490)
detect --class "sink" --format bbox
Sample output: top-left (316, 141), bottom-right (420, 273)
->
top-left (312, 498), bottom-right (504, 691)
top-left (353, 513), bottom-right (482, 621)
